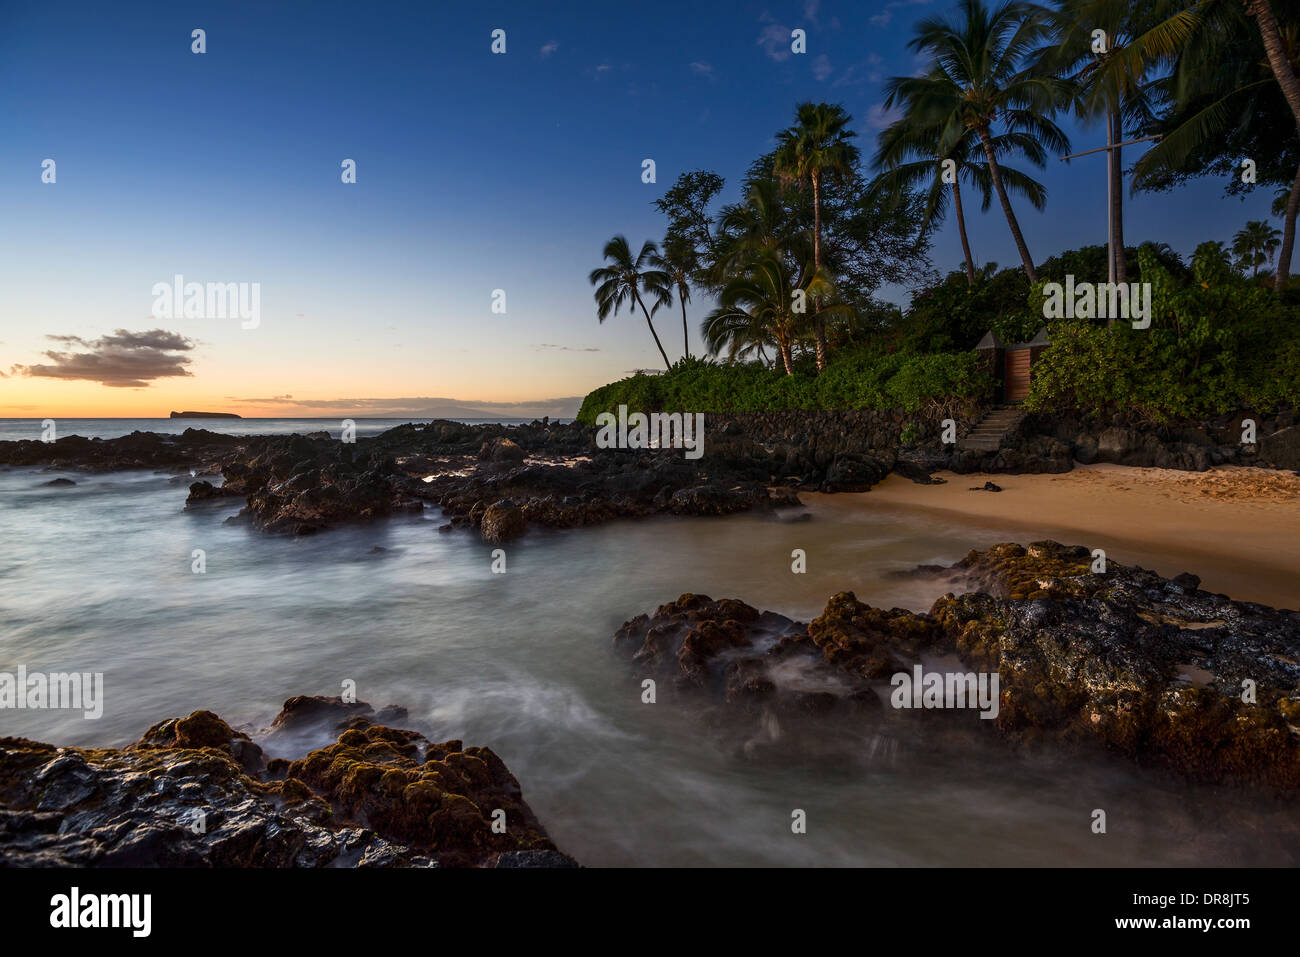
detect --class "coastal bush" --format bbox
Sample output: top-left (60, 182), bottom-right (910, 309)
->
top-left (885, 351), bottom-right (991, 415)
top-left (1026, 246), bottom-right (1300, 420)
top-left (901, 243), bottom-right (1190, 352)
top-left (576, 345), bottom-right (989, 421)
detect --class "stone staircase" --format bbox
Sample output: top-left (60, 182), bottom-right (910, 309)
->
top-left (958, 405), bottom-right (1027, 452)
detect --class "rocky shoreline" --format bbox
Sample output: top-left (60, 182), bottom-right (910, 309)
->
top-left (0, 695), bottom-right (577, 868)
top-left (5, 539), bottom-right (1295, 868)
top-left (3, 409), bottom-right (1296, 542)
top-left (615, 540), bottom-right (1300, 791)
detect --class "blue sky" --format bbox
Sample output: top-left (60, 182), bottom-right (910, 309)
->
top-left (0, 0), bottom-right (1275, 417)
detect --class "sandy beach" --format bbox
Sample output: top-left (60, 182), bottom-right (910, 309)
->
top-left (819, 464), bottom-right (1300, 610)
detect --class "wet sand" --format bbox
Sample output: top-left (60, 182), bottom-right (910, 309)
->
top-left (814, 464), bottom-right (1300, 610)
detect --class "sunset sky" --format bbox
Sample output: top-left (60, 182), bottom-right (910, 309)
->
top-left (0, 0), bottom-right (1272, 419)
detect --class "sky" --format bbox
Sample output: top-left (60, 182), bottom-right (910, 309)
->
top-left (0, 0), bottom-right (1275, 418)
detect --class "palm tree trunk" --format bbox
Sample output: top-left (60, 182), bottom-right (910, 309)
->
top-left (811, 172), bottom-right (828, 372)
top-left (1248, 1), bottom-right (1300, 135)
top-left (1277, 163), bottom-right (1300, 288)
top-left (633, 292), bottom-right (672, 369)
top-left (952, 175), bottom-right (976, 285)
top-left (680, 297), bottom-right (691, 359)
top-left (812, 173), bottom-right (822, 270)
top-left (1110, 109), bottom-right (1127, 286)
top-left (977, 126), bottom-right (1038, 283)
top-left (779, 339), bottom-right (794, 375)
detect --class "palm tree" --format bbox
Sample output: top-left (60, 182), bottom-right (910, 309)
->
top-left (650, 240), bottom-right (699, 359)
top-left (1036, 0), bottom-right (1177, 286)
top-left (871, 102), bottom-right (1048, 286)
top-left (892, 0), bottom-right (1070, 283)
top-left (701, 252), bottom-right (851, 375)
top-left (774, 102), bottom-right (860, 371)
top-left (1130, 0), bottom-right (1300, 287)
top-left (588, 235), bottom-right (673, 369)
top-left (711, 177), bottom-right (810, 293)
top-left (1247, 0), bottom-right (1300, 136)
top-left (1232, 220), bottom-right (1282, 276)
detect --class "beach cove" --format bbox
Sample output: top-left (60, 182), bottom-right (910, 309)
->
top-left (2, 441), bottom-right (1298, 866)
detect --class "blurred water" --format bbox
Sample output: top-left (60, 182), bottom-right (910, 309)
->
top-left (0, 465), bottom-right (1292, 866)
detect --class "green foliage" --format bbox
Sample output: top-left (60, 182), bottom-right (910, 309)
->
top-left (582, 235), bottom-right (1300, 424)
top-left (1026, 245), bottom-right (1300, 419)
top-left (901, 242), bottom-right (1192, 352)
top-left (884, 351), bottom-right (990, 414)
top-left (576, 345), bottom-right (990, 422)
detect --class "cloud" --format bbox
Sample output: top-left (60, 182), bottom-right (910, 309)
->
top-left (757, 20), bottom-right (792, 62)
top-left (873, 0), bottom-right (933, 27)
top-left (811, 53), bottom-right (832, 81)
top-left (832, 54), bottom-right (883, 89)
top-left (831, 65), bottom-right (861, 88)
top-left (865, 102), bottom-right (904, 130)
top-left (689, 61), bottom-right (713, 76)
top-left (803, 0), bottom-right (821, 23)
top-left (533, 344), bottom-right (600, 352)
top-left (540, 41), bottom-right (558, 57)
top-left (12, 329), bottom-right (196, 388)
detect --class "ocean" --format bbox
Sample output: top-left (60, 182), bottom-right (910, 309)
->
top-left (0, 418), bottom-right (562, 443)
top-left (0, 458), bottom-right (1289, 866)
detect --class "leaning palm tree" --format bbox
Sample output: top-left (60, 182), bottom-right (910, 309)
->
top-left (891, 0), bottom-right (1070, 283)
top-left (649, 240), bottom-right (698, 359)
top-left (1233, 220), bottom-right (1282, 276)
top-left (701, 252), bottom-right (852, 375)
top-left (1247, 0), bottom-right (1300, 137)
top-left (1131, 0), bottom-right (1300, 286)
top-left (589, 235), bottom-right (673, 369)
top-left (773, 102), bottom-right (860, 370)
top-left (871, 105), bottom-right (1048, 286)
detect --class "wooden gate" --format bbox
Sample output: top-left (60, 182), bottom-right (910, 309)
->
top-left (1004, 348), bottom-right (1031, 402)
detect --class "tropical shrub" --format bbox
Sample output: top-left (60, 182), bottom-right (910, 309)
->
top-left (576, 345), bottom-right (990, 421)
top-left (1026, 245), bottom-right (1300, 419)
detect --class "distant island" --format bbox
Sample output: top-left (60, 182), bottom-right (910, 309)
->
top-left (169, 411), bottom-right (242, 419)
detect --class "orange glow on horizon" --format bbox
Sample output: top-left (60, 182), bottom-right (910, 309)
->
top-left (0, 376), bottom-right (592, 420)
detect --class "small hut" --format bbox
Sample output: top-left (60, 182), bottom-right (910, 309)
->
top-left (975, 326), bottom-right (1050, 403)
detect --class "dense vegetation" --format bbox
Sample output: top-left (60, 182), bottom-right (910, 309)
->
top-left (1027, 244), bottom-right (1300, 419)
top-left (582, 0), bottom-right (1300, 423)
top-left (580, 240), bottom-right (1300, 423)
top-left (576, 350), bottom-right (989, 423)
